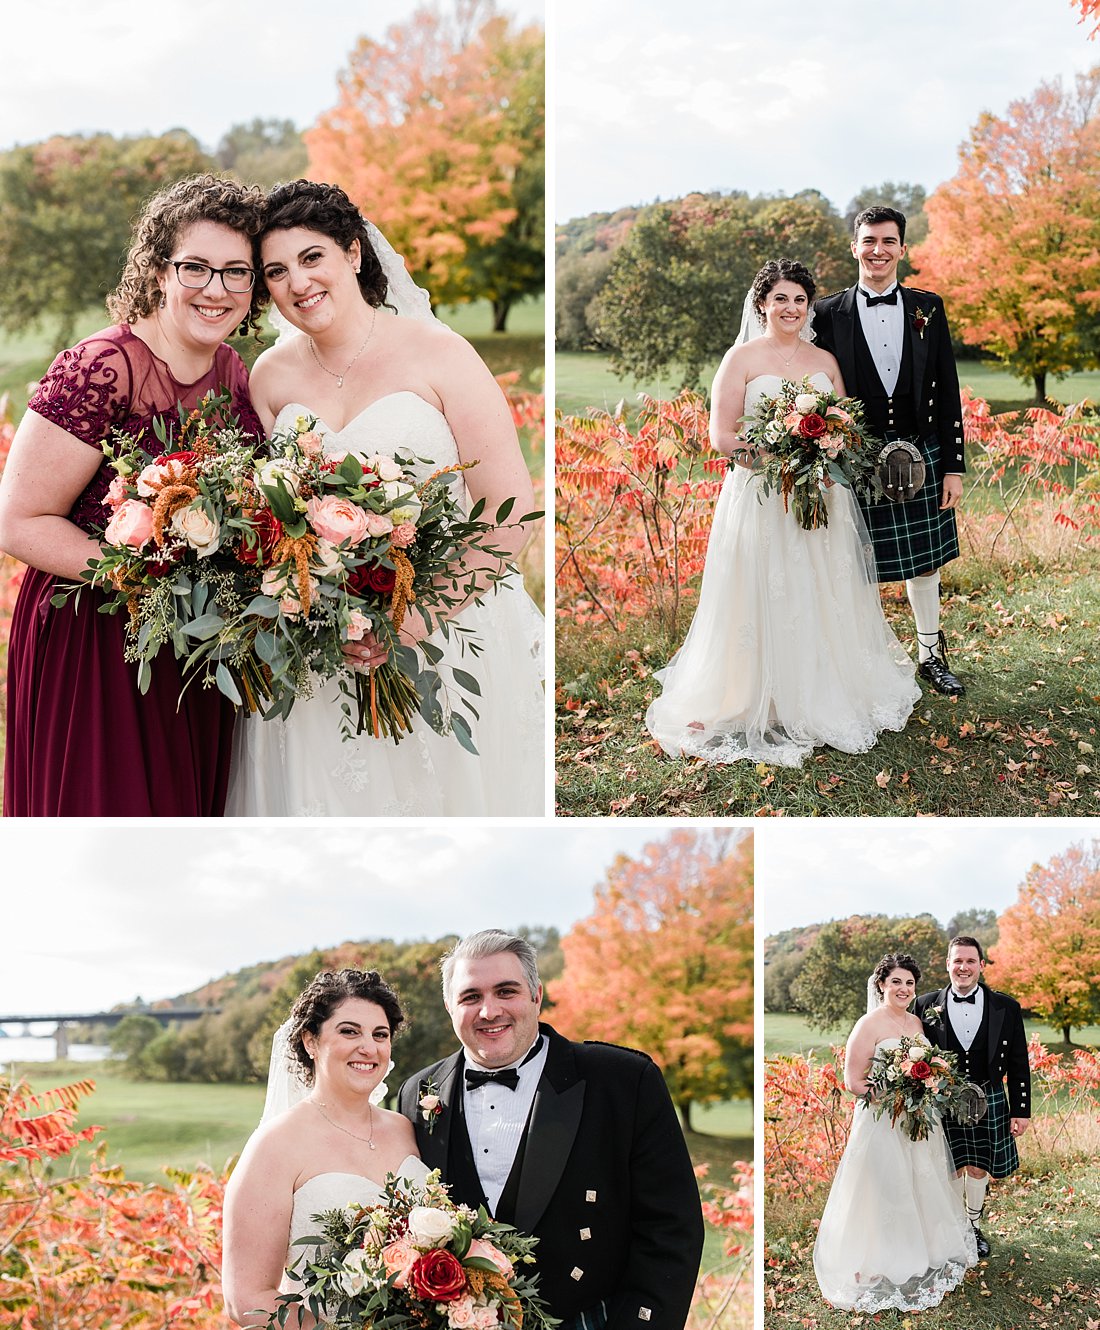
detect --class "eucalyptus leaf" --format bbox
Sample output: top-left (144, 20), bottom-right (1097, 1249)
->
top-left (450, 711), bottom-right (478, 756)
top-left (451, 667), bottom-right (482, 696)
top-left (215, 663), bottom-right (243, 705)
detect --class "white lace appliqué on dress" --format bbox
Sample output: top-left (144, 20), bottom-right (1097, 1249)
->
top-left (812, 1038), bottom-right (977, 1312)
top-left (645, 373), bottom-right (920, 768)
top-left (226, 394), bottom-right (544, 816)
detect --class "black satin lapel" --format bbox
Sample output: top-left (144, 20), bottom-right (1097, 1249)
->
top-left (418, 1054), bottom-right (462, 1173)
top-left (834, 287), bottom-right (859, 392)
top-left (513, 1077), bottom-right (586, 1234)
top-left (903, 288), bottom-right (930, 396)
top-left (986, 992), bottom-right (1005, 1075)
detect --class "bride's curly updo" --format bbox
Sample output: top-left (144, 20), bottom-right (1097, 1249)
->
top-left (750, 258), bottom-right (816, 321)
top-left (285, 968), bottom-right (404, 1085)
top-left (872, 952), bottom-right (922, 997)
top-left (259, 179), bottom-right (389, 309)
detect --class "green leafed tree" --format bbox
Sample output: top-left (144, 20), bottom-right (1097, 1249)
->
top-left (216, 117), bottom-right (307, 188)
top-left (844, 180), bottom-right (929, 279)
top-left (589, 192), bottom-right (851, 389)
top-left (790, 913), bottom-right (950, 1033)
top-left (0, 131), bottom-right (214, 348)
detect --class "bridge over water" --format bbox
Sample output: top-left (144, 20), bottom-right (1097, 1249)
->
top-left (0, 1008), bottom-right (221, 1058)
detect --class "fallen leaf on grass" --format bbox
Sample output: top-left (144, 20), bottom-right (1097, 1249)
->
top-left (875, 770), bottom-right (891, 787)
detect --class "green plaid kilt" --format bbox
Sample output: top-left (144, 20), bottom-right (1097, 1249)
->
top-left (943, 1083), bottom-right (1019, 1178)
top-left (857, 432), bottom-right (960, 582)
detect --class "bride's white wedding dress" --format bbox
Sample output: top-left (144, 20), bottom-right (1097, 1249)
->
top-left (645, 372), bottom-right (919, 767)
top-left (226, 393), bottom-right (544, 816)
top-left (813, 1039), bottom-right (977, 1312)
top-left (283, 1155), bottom-right (430, 1292)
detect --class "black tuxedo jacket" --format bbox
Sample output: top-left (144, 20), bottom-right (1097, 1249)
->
top-left (914, 985), bottom-right (1031, 1117)
top-left (813, 284), bottom-right (966, 479)
top-left (396, 1023), bottom-right (703, 1330)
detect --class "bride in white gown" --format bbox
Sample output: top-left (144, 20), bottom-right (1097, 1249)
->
top-left (813, 953), bottom-right (977, 1313)
top-left (226, 181), bottom-right (543, 816)
top-left (645, 259), bottom-right (919, 767)
top-left (223, 969), bottom-right (428, 1327)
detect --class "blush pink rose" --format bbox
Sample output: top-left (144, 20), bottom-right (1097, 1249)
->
top-left (104, 499), bottom-right (155, 549)
top-left (103, 475), bottom-right (128, 510)
top-left (344, 609), bottom-right (372, 642)
top-left (306, 495), bottom-right (369, 546)
top-left (474, 1307), bottom-right (500, 1330)
top-left (382, 1238), bottom-right (417, 1288)
top-left (466, 1240), bottom-right (513, 1280)
top-left (448, 1297), bottom-right (477, 1329)
top-left (391, 521), bottom-right (417, 548)
top-left (298, 430), bottom-right (325, 457)
top-left (826, 405), bottom-right (853, 424)
top-left (364, 511), bottom-right (394, 538)
top-left (136, 457), bottom-right (192, 498)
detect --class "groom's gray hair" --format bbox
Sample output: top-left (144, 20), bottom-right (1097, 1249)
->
top-left (441, 930), bottom-right (541, 1007)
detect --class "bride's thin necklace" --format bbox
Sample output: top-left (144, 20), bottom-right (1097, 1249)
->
top-left (765, 337), bottom-right (800, 369)
top-left (309, 307), bottom-right (378, 389)
top-left (309, 1098), bottom-right (376, 1149)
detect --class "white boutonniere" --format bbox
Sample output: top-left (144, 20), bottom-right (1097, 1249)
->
top-left (418, 1077), bottom-right (443, 1134)
top-left (925, 1003), bottom-right (945, 1025)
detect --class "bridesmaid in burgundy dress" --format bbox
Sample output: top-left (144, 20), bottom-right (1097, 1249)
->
top-left (0, 175), bottom-right (265, 816)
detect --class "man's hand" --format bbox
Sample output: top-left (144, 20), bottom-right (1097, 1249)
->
top-left (1009, 1117), bottom-right (1029, 1138)
top-left (941, 473), bottom-right (963, 510)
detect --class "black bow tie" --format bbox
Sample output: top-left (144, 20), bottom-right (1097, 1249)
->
top-left (863, 288), bottom-right (898, 307)
top-left (465, 1066), bottom-right (520, 1091)
top-left (952, 991), bottom-right (977, 1004)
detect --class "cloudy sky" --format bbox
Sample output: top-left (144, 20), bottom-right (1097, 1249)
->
top-left (0, 820), bottom-right (723, 1014)
top-left (1, 0), bottom-right (544, 154)
top-left (556, 0), bottom-right (1095, 220)
top-left (759, 818), bottom-right (1097, 935)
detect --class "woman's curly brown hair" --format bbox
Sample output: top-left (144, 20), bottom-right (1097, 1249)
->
top-left (872, 952), bottom-right (922, 995)
top-left (285, 968), bottom-right (405, 1087)
top-left (107, 174), bottom-right (266, 334)
top-left (750, 257), bottom-right (817, 322)
top-left (257, 179), bottom-right (389, 309)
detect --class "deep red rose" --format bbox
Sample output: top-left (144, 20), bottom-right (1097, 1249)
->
top-left (239, 507), bottom-right (284, 567)
top-left (798, 413), bottom-right (828, 439)
top-left (364, 563), bottom-right (397, 594)
top-left (160, 450), bottom-right (201, 465)
top-left (909, 1060), bottom-right (933, 1080)
top-left (408, 1249), bottom-right (466, 1303)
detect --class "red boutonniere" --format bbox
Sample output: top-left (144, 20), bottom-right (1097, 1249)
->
top-left (913, 306), bottom-right (935, 340)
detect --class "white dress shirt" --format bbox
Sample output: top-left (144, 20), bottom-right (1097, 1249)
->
top-left (947, 984), bottom-right (985, 1050)
top-left (857, 284), bottom-right (905, 397)
top-left (462, 1035), bottom-right (548, 1211)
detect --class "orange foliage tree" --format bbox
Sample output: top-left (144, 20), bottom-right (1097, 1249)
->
top-left (306, 0), bottom-right (543, 323)
top-left (993, 839), bottom-right (1100, 1043)
top-left (912, 67), bottom-right (1100, 400)
top-left (1075, 0), bottom-right (1100, 35)
top-left (0, 1076), bottom-right (225, 1328)
top-left (548, 828), bottom-right (753, 1124)
top-left (555, 391), bottom-right (723, 635)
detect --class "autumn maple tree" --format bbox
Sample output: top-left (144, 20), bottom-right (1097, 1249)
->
top-left (1074, 0), bottom-right (1100, 36)
top-left (911, 67), bottom-right (1100, 401)
top-left (547, 828), bottom-right (753, 1124)
top-left (993, 839), bottom-right (1100, 1043)
top-left (306, 0), bottom-right (543, 324)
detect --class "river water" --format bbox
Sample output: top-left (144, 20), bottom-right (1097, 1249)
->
top-left (0, 1036), bottom-right (112, 1065)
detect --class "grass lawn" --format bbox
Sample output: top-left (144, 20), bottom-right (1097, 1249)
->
top-left (555, 350), bottom-right (1100, 419)
top-left (765, 1154), bottom-right (1100, 1329)
top-left (763, 1010), bottom-right (1100, 1058)
top-left (555, 550), bottom-right (1100, 816)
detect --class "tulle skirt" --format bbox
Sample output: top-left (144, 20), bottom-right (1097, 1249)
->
top-left (645, 469), bottom-right (920, 767)
top-left (813, 1103), bottom-right (977, 1312)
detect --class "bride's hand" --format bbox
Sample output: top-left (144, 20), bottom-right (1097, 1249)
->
top-left (343, 629), bottom-right (389, 672)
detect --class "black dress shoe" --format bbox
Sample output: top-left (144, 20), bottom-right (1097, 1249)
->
top-left (973, 1227), bottom-right (991, 1259)
top-left (917, 631), bottom-right (965, 696)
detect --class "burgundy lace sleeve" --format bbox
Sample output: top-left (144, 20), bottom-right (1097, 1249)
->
top-left (28, 332), bottom-right (134, 448)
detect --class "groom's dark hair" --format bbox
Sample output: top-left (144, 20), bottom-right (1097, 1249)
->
top-left (948, 935), bottom-right (985, 961)
top-left (853, 205), bottom-right (906, 242)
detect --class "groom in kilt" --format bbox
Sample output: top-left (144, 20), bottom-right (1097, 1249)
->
top-left (814, 205), bottom-right (966, 695)
top-left (915, 936), bottom-right (1031, 1259)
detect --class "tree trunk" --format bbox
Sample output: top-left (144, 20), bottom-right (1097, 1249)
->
top-left (491, 298), bottom-right (512, 333)
top-left (1063, 1023), bottom-right (1072, 1044)
top-left (1034, 370), bottom-right (1047, 402)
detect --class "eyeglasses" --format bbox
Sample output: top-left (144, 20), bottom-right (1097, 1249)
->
top-left (169, 260), bottom-right (256, 293)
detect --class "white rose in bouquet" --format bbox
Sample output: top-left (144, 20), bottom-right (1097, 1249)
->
top-left (170, 502), bottom-right (221, 556)
top-left (794, 393), bottom-right (819, 414)
top-left (406, 1204), bottom-right (456, 1249)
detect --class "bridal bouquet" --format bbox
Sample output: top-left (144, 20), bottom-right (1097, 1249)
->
top-left (740, 376), bottom-right (879, 530)
top-left (861, 1035), bottom-right (982, 1142)
top-left (268, 1168), bottom-right (558, 1330)
top-left (54, 395), bottom-right (536, 749)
